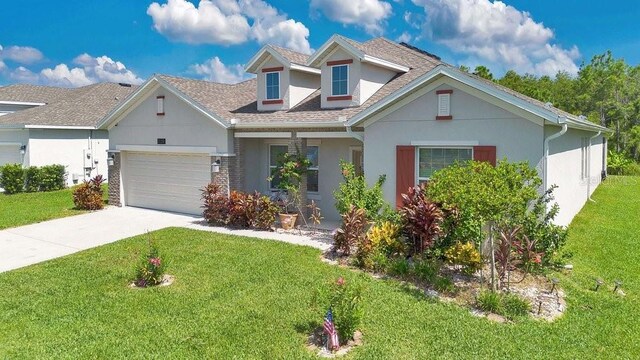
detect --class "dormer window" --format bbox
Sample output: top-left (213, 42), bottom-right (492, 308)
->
top-left (265, 72), bottom-right (280, 100)
top-left (331, 65), bottom-right (349, 96)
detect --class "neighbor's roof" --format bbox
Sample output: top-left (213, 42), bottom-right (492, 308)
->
top-left (0, 82), bottom-right (137, 128)
top-left (0, 84), bottom-right (72, 104)
top-left (157, 37), bottom-right (442, 126)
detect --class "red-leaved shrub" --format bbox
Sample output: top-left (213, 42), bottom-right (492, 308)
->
top-left (73, 175), bottom-right (105, 210)
top-left (334, 205), bottom-right (368, 255)
top-left (399, 185), bottom-right (444, 254)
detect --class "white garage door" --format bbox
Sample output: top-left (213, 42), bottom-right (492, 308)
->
top-left (0, 144), bottom-right (21, 166)
top-left (123, 152), bottom-right (211, 215)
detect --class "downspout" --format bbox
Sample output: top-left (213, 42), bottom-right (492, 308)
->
top-left (543, 121), bottom-right (568, 194)
top-left (587, 131), bottom-right (602, 202)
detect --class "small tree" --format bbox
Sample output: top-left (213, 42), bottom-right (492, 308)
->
top-left (334, 160), bottom-right (387, 219)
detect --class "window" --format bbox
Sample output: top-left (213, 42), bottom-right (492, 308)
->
top-left (581, 137), bottom-right (589, 179)
top-left (265, 72), bottom-right (280, 100)
top-left (307, 146), bottom-right (319, 192)
top-left (331, 65), bottom-right (348, 96)
top-left (417, 147), bottom-right (472, 183)
top-left (269, 144), bottom-right (319, 192)
top-left (269, 145), bottom-right (288, 190)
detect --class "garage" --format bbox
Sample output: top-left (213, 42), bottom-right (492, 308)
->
top-left (0, 143), bottom-right (22, 166)
top-left (122, 152), bottom-right (211, 215)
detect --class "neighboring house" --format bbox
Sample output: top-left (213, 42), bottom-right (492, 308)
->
top-left (99, 35), bottom-right (610, 226)
top-left (0, 83), bottom-right (136, 185)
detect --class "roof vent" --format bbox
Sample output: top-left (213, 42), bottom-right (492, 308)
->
top-left (118, 83), bottom-right (132, 87)
top-left (399, 42), bottom-right (441, 61)
top-left (578, 115), bottom-right (587, 121)
top-left (544, 102), bottom-right (553, 109)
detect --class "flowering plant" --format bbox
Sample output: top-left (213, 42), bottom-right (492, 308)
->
top-left (268, 147), bottom-right (312, 214)
top-left (312, 276), bottom-right (364, 344)
top-left (133, 235), bottom-right (167, 287)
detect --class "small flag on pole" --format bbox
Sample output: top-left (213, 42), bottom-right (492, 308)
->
top-left (323, 307), bottom-right (340, 350)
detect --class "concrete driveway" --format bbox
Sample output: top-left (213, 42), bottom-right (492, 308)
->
top-left (0, 207), bottom-right (199, 273)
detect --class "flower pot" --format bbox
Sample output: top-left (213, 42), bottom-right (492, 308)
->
top-left (279, 213), bottom-right (298, 230)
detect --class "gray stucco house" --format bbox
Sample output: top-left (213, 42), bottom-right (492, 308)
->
top-left (99, 35), bottom-right (610, 225)
top-left (0, 83), bottom-right (136, 185)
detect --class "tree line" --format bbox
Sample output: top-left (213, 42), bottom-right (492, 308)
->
top-left (461, 51), bottom-right (640, 162)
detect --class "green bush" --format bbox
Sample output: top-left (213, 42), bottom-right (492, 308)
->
top-left (444, 242), bottom-right (483, 275)
top-left (0, 163), bottom-right (24, 194)
top-left (313, 277), bottom-right (364, 344)
top-left (133, 235), bottom-right (167, 288)
top-left (24, 166), bottom-right (42, 192)
top-left (334, 160), bottom-right (388, 220)
top-left (477, 291), bottom-right (531, 320)
top-left (39, 164), bottom-right (66, 191)
top-left (388, 258), bottom-right (410, 277)
top-left (607, 151), bottom-right (632, 175)
top-left (412, 257), bottom-right (440, 283)
top-left (355, 221), bottom-right (406, 271)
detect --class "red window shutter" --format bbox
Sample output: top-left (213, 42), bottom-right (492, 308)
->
top-left (473, 146), bottom-right (497, 166)
top-left (396, 146), bottom-right (415, 208)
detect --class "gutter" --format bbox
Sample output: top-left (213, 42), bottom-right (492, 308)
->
top-left (543, 121), bottom-right (568, 195)
top-left (587, 131), bottom-right (602, 202)
top-left (346, 125), bottom-right (363, 142)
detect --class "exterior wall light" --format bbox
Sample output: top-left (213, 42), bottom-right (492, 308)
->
top-left (19, 145), bottom-right (27, 155)
top-left (107, 153), bottom-right (115, 167)
top-left (212, 158), bottom-right (221, 173)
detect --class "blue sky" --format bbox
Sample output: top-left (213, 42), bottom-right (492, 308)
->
top-left (1, 0), bottom-right (638, 87)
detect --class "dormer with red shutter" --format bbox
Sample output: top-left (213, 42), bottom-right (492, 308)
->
top-left (306, 35), bottom-right (410, 109)
top-left (245, 45), bottom-right (321, 112)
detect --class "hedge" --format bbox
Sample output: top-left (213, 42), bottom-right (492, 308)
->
top-left (0, 163), bottom-right (66, 194)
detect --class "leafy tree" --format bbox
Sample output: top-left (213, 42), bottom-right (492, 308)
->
top-left (473, 65), bottom-right (494, 81)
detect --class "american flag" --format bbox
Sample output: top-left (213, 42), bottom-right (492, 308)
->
top-left (323, 308), bottom-right (340, 350)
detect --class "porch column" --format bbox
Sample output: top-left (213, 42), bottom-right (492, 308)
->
top-left (229, 136), bottom-right (244, 192)
top-left (211, 156), bottom-right (231, 196)
top-left (288, 132), bottom-right (307, 217)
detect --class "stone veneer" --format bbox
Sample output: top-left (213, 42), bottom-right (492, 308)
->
top-left (107, 152), bottom-right (121, 206)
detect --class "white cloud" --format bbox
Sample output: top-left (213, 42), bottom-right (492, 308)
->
top-left (411, 0), bottom-right (580, 76)
top-left (310, 0), bottom-right (393, 34)
top-left (396, 31), bottom-right (412, 43)
top-left (5, 53), bottom-right (143, 87)
top-left (0, 60), bottom-right (6, 72)
top-left (147, 0), bottom-right (312, 53)
top-left (147, 0), bottom-right (250, 45)
top-left (0, 45), bottom-right (44, 64)
top-left (191, 56), bottom-right (253, 84)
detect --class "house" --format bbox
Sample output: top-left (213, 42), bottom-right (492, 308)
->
top-left (0, 83), bottom-right (136, 185)
top-left (99, 35), bottom-right (610, 226)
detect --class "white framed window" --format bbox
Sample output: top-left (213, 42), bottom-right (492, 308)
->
top-left (307, 146), bottom-right (319, 193)
top-left (331, 65), bottom-right (349, 96)
top-left (417, 147), bottom-right (472, 183)
top-left (265, 72), bottom-right (280, 100)
top-left (269, 144), bottom-right (288, 190)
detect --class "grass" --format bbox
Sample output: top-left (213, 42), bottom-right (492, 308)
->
top-left (0, 184), bottom-right (108, 230)
top-left (0, 177), bottom-right (638, 358)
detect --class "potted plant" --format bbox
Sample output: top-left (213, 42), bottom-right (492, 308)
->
top-left (268, 149), bottom-right (311, 230)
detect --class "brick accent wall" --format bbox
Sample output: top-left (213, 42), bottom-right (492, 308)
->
top-left (229, 137), bottom-right (244, 192)
top-left (211, 156), bottom-right (231, 196)
top-left (107, 152), bottom-right (121, 206)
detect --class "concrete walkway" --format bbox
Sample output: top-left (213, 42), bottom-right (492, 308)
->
top-left (0, 206), bottom-right (332, 273)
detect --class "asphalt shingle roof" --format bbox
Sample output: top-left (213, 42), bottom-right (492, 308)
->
top-left (0, 83), bottom-right (137, 127)
top-left (269, 45), bottom-right (309, 65)
top-left (159, 37), bottom-right (444, 125)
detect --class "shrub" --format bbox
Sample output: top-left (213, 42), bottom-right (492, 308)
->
top-left (607, 150), bottom-right (632, 175)
top-left (73, 175), bottom-right (105, 210)
top-left (133, 235), bottom-right (167, 287)
top-left (39, 164), bottom-right (66, 191)
top-left (334, 160), bottom-right (387, 219)
top-left (412, 257), bottom-right (440, 282)
top-left (247, 192), bottom-right (279, 230)
top-left (313, 277), bottom-right (364, 344)
top-left (398, 185), bottom-right (444, 254)
top-left (387, 258), bottom-right (410, 277)
top-left (24, 166), bottom-right (42, 192)
top-left (478, 291), bottom-right (531, 320)
top-left (333, 205), bottom-right (368, 255)
top-left (0, 163), bottom-right (24, 194)
top-left (444, 242), bottom-right (483, 275)
top-left (227, 191), bottom-right (250, 228)
top-left (202, 183), bottom-right (228, 225)
top-left (355, 221), bottom-right (406, 271)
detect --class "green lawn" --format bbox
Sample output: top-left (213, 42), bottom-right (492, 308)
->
top-left (0, 185), bottom-right (107, 230)
top-left (0, 177), bottom-right (638, 359)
